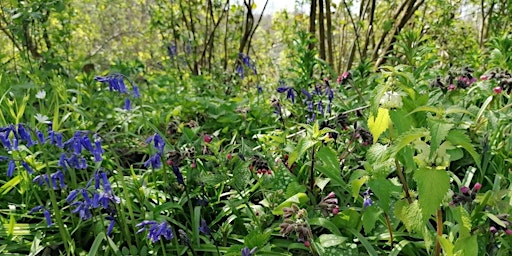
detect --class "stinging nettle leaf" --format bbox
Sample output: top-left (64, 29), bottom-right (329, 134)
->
top-left (413, 168), bottom-right (450, 223)
top-left (368, 107), bottom-right (391, 144)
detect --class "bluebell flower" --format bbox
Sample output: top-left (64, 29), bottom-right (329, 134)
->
top-left (71, 200), bottom-right (93, 220)
top-left (241, 247), bottom-right (257, 256)
top-left (144, 153), bottom-right (162, 169)
top-left (66, 189), bottom-right (80, 203)
top-left (287, 88), bottom-right (296, 103)
top-left (326, 87), bottom-right (334, 103)
top-left (317, 100), bottom-right (324, 115)
top-left (21, 161), bottom-right (33, 174)
top-left (0, 131), bottom-right (12, 150)
top-left (236, 65), bottom-right (244, 79)
top-left (167, 43), bottom-right (177, 59)
top-left (257, 85), bottom-right (263, 94)
top-left (302, 88), bottom-right (312, 101)
top-left (106, 215), bottom-right (115, 236)
top-left (36, 129), bottom-right (45, 144)
top-left (136, 220), bottom-right (174, 243)
top-left (199, 219), bottom-right (211, 236)
top-left (276, 86), bottom-right (289, 93)
top-left (172, 164), bottom-right (184, 185)
top-left (17, 124), bottom-right (34, 147)
top-left (51, 170), bottom-right (66, 189)
top-left (239, 53), bottom-right (257, 75)
top-left (92, 134), bottom-right (104, 162)
top-left (29, 206), bottom-right (53, 226)
top-left (7, 160), bottom-right (15, 177)
top-left (124, 98), bottom-right (131, 110)
top-left (33, 173), bottom-right (50, 187)
top-left (146, 133), bottom-right (165, 154)
top-left (133, 85), bottom-right (140, 98)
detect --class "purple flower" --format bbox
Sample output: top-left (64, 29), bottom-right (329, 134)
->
top-left (106, 215), bottom-right (115, 236)
top-left (124, 98), bottom-right (131, 110)
top-left (136, 220), bottom-right (174, 243)
top-left (17, 124), bottom-right (34, 147)
top-left (172, 164), bottom-right (184, 185)
top-left (36, 130), bottom-right (45, 144)
top-left (236, 65), bottom-right (244, 79)
top-left (199, 219), bottom-right (210, 236)
top-left (133, 85), bottom-right (140, 98)
top-left (29, 206), bottom-right (53, 227)
top-left (7, 160), bottom-right (15, 177)
top-left (241, 247), bottom-right (257, 256)
top-left (144, 153), bottom-right (162, 169)
top-left (21, 161), bottom-right (33, 174)
top-left (167, 43), bottom-right (177, 59)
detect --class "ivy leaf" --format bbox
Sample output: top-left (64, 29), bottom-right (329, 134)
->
top-left (362, 206), bottom-right (381, 234)
top-left (428, 119), bottom-right (454, 159)
top-left (368, 107), bottom-right (391, 144)
top-left (413, 168), bottom-right (450, 222)
top-left (446, 130), bottom-right (481, 168)
top-left (368, 178), bottom-right (401, 212)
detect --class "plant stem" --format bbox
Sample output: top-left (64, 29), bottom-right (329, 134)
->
top-left (395, 159), bottom-right (412, 204)
top-left (435, 208), bottom-right (443, 256)
top-left (384, 212), bottom-right (394, 247)
top-left (310, 145), bottom-right (316, 191)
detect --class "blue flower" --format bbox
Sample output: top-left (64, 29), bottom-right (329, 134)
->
top-left (236, 65), bottom-right (244, 79)
top-left (167, 43), bottom-right (177, 59)
top-left (7, 160), bottom-right (15, 177)
top-left (124, 98), bottom-right (131, 110)
top-left (36, 129), bottom-right (45, 144)
top-left (363, 189), bottom-right (373, 209)
top-left (241, 247), bottom-right (257, 256)
top-left (29, 206), bottom-right (53, 227)
top-left (146, 133), bottom-right (165, 154)
top-left (136, 220), bottom-right (174, 243)
top-left (17, 124), bottom-right (34, 147)
top-left (172, 164), bottom-right (184, 185)
top-left (199, 219), bottom-right (211, 236)
top-left (133, 85), bottom-right (140, 98)
top-left (144, 153), bottom-right (162, 169)
top-left (92, 134), bottom-right (104, 162)
top-left (106, 215), bottom-right (115, 236)
top-left (21, 161), bottom-right (33, 174)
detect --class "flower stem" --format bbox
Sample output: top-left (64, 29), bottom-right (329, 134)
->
top-left (435, 208), bottom-right (443, 256)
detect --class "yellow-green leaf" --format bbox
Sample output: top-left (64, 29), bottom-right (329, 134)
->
top-left (368, 107), bottom-right (390, 144)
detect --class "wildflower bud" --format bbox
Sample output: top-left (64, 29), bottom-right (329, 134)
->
top-left (249, 165), bottom-right (254, 171)
top-left (506, 229), bottom-right (512, 235)
top-left (472, 183), bottom-right (482, 192)
top-left (448, 84), bottom-right (456, 91)
top-left (203, 134), bottom-right (212, 143)
top-left (480, 75), bottom-right (488, 81)
top-left (303, 240), bottom-right (311, 247)
top-left (227, 153), bottom-right (232, 160)
top-left (267, 169), bottom-right (272, 175)
top-left (490, 226), bottom-right (497, 233)
top-left (166, 159), bottom-right (173, 166)
top-left (494, 86), bottom-right (503, 94)
top-left (191, 162), bottom-right (196, 168)
top-left (327, 192), bottom-right (336, 198)
top-left (460, 186), bottom-right (470, 195)
top-left (332, 205), bottom-right (339, 215)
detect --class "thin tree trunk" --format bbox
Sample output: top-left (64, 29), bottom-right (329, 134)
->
top-left (325, 0), bottom-right (334, 68)
top-left (319, 0), bottom-right (326, 60)
top-left (247, 0), bottom-right (269, 55)
top-left (308, 0), bottom-right (317, 50)
top-left (361, 0), bottom-right (376, 60)
top-left (223, 0), bottom-right (230, 70)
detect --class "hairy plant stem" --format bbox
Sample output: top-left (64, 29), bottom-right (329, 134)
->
top-left (395, 159), bottom-right (412, 204)
top-left (435, 208), bottom-right (443, 256)
top-left (384, 212), bottom-right (394, 247)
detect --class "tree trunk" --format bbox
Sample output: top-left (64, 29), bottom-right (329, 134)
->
top-left (325, 0), bottom-right (334, 68)
top-left (319, 0), bottom-right (326, 60)
top-left (308, 0), bottom-right (317, 50)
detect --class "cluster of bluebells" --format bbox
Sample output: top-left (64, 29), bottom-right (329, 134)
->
top-left (318, 192), bottom-right (340, 216)
top-left (276, 79), bottom-right (335, 123)
top-left (489, 214), bottom-right (512, 236)
top-left (279, 204), bottom-right (313, 247)
top-left (136, 220), bottom-right (174, 243)
top-left (94, 73), bottom-right (140, 110)
top-left (236, 52), bottom-right (257, 79)
top-left (450, 182), bottom-right (481, 206)
top-left (362, 188), bottom-right (373, 209)
top-left (0, 124), bottom-right (39, 177)
top-left (144, 133), bottom-right (165, 169)
top-left (66, 170), bottom-right (120, 236)
top-left (481, 69), bottom-right (512, 95)
top-left (430, 66), bottom-right (477, 92)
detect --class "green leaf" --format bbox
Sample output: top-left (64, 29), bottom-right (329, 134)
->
top-left (272, 193), bottom-right (309, 215)
top-left (87, 232), bottom-right (105, 256)
top-left (350, 176), bottom-right (368, 199)
top-left (317, 147), bottom-right (349, 192)
top-left (394, 200), bottom-right (423, 232)
top-left (446, 130), bottom-right (481, 168)
top-left (361, 206), bottom-right (381, 234)
top-left (318, 234), bottom-right (348, 248)
top-left (453, 235), bottom-right (478, 256)
top-left (368, 107), bottom-right (390, 144)
top-left (245, 230), bottom-right (271, 249)
top-left (389, 109), bottom-right (413, 134)
top-left (438, 235), bottom-right (454, 256)
top-left (288, 138), bottom-right (317, 168)
top-left (428, 119), bottom-right (454, 159)
top-left (368, 178), bottom-right (401, 212)
top-left (389, 128), bottom-right (429, 157)
top-left (451, 206), bottom-right (472, 238)
top-left (309, 218), bottom-right (342, 236)
top-left (413, 168), bottom-right (450, 222)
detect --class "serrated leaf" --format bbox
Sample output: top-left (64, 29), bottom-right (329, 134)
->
top-left (451, 206), bottom-right (472, 238)
top-left (368, 107), bottom-right (390, 144)
top-left (453, 235), bottom-right (477, 256)
top-left (428, 119), bottom-right (454, 159)
top-left (389, 109), bottom-right (413, 133)
top-left (394, 200), bottom-right (423, 232)
top-left (367, 144), bottom-right (388, 163)
top-left (389, 128), bottom-right (429, 157)
top-left (318, 234), bottom-right (348, 248)
top-left (272, 193), bottom-right (309, 215)
top-left (245, 229), bottom-right (271, 249)
top-left (368, 178), bottom-right (401, 212)
top-left (446, 130), bottom-right (481, 168)
top-left (288, 138), bottom-right (317, 168)
top-left (362, 206), bottom-right (381, 234)
top-left (414, 168), bottom-right (450, 222)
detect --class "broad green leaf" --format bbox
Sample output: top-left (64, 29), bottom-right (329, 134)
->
top-left (318, 234), bottom-right (348, 248)
top-left (331, 209), bottom-right (361, 230)
top-left (317, 147), bottom-right (349, 192)
top-left (350, 176), bottom-right (368, 199)
top-left (413, 168), bottom-right (450, 222)
top-left (309, 218), bottom-right (342, 236)
top-left (428, 119), bottom-right (454, 159)
top-left (245, 230), bottom-right (271, 249)
top-left (361, 206), bottom-right (381, 234)
top-left (394, 200), bottom-right (423, 232)
top-left (389, 128), bottom-right (429, 157)
top-left (367, 143), bottom-right (389, 163)
top-left (450, 206), bottom-right (472, 238)
top-left (389, 109), bottom-right (413, 134)
top-left (288, 138), bottom-right (317, 168)
top-left (368, 178), bottom-right (401, 212)
top-left (368, 107), bottom-right (390, 144)
top-left (272, 193), bottom-right (309, 215)
top-left (453, 235), bottom-right (478, 256)
top-left (438, 235), bottom-right (454, 256)
top-left (486, 213), bottom-right (507, 228)
top-left (446, 130), bottom-right (481, 168)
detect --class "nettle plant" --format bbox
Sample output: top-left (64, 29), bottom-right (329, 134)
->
top-left (355, 65), bottom-right (512, 255)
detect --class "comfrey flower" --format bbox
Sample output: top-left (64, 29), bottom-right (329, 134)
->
top-left (489, 214), bottom-right (512, 236)
top-left (450, 182), bottom-right (481, 206)
top-left (279, 204), bottom-right (313, 247)
top-left (29, 206), bottom-right (53, 227)
top-left (318, 191), bottom-right (339, 216)
top-left (136, 220), bottom-right (174, 243)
